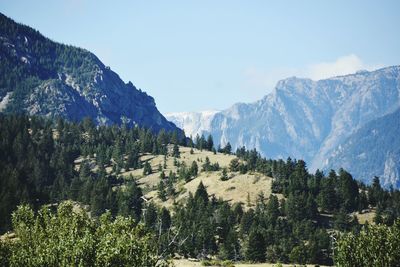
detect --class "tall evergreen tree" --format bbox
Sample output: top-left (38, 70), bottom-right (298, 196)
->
top-left (206, 134), bottom-right (214, 151)
top-left (246, 227), bottom-right (266, 262)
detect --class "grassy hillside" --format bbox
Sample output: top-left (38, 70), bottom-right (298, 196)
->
top-left (74, 145), bottom-right (378, 228)
top-left (76, 145), bottom-right (280, 209)
top-left (137, 147), bottom-right (279, 208)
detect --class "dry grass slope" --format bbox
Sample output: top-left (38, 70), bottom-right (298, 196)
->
top-left (121, 146), bottom-right (281, 208)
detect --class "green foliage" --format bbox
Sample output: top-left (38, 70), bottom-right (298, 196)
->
top-left (159, 207), bottom-right (171, 231)
top-left (143, 161), bottom-right (152, 175)
top-left (229, 158), bottom-right (240, 172)
top-left (0, 241), bottom-right (10, 266)
top-left (218, 228), bottom-right (239, 261)
top-left (195, 182), bottom-right (209, 205)
top-left (190, 161), bottom-right (199, 176)
top-left (117, 180), bottom-right (143, 221)
top-left (202, 156), bottom-right (220, 172)
top-left (0, 201), bottom-right (166, 266)
top-left (219, 142), bottom-right (232, 154)
top-left (172, 143), bottom-right (180, 158)
top-left (245, 227), bottom-right (266, 262)
top-left (289, 244), bottom-right (308, 264)
top-left (144, 202), bottom-right (158, 230)
top-left (220, 168), bottom-right (229, 181)
top-left (318, 171), bottom-right (339, 212)
top-left (2, 114), bottom-right (400, 265)
top-left (195, 134), bottom-right (211, 151)
top-left (335, 220), bottom-right (400, 266)
top-left (201, 259), bottom-right (234, 267)
top-left (0, 114), bottom-right (188, 232)
top-left (126, 147), bottom-right (141, 170)
top-left (337, 169), bottom-right (359, 212)
top-left (206, 134), bottom-right (214, 151)
top-left (158, 181), bottom-right (167, 201)
top-left (173, 182), bottom-right (217, 257)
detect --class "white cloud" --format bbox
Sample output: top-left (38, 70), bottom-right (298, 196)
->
top-left (306, 54), bottom-right (382, 80)
top-left (243, 54), bottom-right (383, 95)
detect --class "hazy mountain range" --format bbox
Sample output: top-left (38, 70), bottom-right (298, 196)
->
top-left (167, 66), bottom-right (400, 187)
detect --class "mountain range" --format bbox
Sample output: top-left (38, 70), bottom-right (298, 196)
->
top-left (1, 12), bottom-right (399, 187)
top-left (0, 13), bottom-right (181, 134)
top-left (166, 67), bottom-right (400, 187)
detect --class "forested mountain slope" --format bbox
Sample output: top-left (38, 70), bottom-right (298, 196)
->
top-left (0, 13), bottom-right (181, 133)
top-left (326, 107), bottom-right (400, 188)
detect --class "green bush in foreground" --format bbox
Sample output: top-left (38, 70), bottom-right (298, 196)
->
top-left (0, 201), bottom-right (169, 267)
top-left (201, 259), bottom-right (235, 267)
top-left (335, 220), bottom-right (400, 267)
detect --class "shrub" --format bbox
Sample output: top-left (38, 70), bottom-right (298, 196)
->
top-left (0, 201), bottom-right (168, 267)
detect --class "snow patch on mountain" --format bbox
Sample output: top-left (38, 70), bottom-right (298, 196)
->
top-left (165, 110), bottom-right (219, 137)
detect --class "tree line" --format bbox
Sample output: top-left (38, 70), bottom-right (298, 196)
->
top-left (1, 114), bottom-right (400, 265)
top-left (0, 114), bottom-right (186, 232)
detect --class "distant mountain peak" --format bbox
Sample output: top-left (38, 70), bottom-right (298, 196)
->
top-left (165, 110), bottom-right (220, 138)
top-left (171, 65), bottom-right (400, 187)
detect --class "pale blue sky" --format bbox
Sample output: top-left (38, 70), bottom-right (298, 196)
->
top-left (1, 1), bottom-right (399, 113)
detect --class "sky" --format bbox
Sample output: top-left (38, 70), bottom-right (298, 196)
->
top-left (1, 0), bottom-right (400, 114)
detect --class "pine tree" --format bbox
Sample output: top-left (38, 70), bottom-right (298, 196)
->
top-left (368, 176), bottom-right (383, 206)
top-left (163, 157), bottom-right (167, 169)
top-left (305, 193), bottom-right (318, 220)
top-left (143, 161), bottom-right (152, 175)
top-left (266, 194), bottom-right (280, 223)
top-left (160, 171), bottom-right (166, 180)
top-left (318, 170), bottom-right (338, 212)
top-left (117, 180), bottom-right (143, 221)
top-left (90, 177), bottom-right (108, 216)
top-left (219, 228), bottom-right (239, 260)
top-left (159, 207), bottom-right (171, 231)
top-left (166, 178), bottom-right (175, 197)
top-left (172, 143), bottom-right (180, 158)
top-left (126, 149), bottom-right (140, 170)
top-left (144, 202), bottom-right (158, 230)
top-left (338, 168), bottom-right (359, 212)
top-left (79, 160), bottom-right (91, 180)
top-left (202, 156), bottom-right (211, 171)
top-left (220, 168), bottom-right (229, 181)
top-left (223, 142), bottom-right (232, 154)
top-left (112, 140), bottom-right (124, 174)
top-left (158, 181), bottom-right (167, 201)
top-left (246, 227), bottom-right (266, 262)
top-left (206, 134), bottom-right (214, 151)
top-left (69, 176), bottom-right (82, 200)
top-left (229, 158), bottom-right (240, 172)
top-left (194, 181), bottom-right (209, 204)
top-left (334, 208), bottom-right (352, 231)
top-left (190, 161), bottom-right (198, 177)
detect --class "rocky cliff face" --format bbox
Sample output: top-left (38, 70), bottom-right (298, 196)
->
top-left (0, 13), bottom-right (181, 133)
top-left (168, 67), bottom-right (400, 186)
top-left (325, 108), bottom-right (400, 187)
